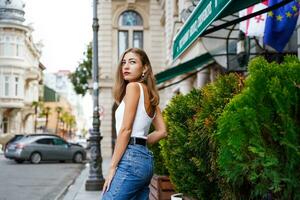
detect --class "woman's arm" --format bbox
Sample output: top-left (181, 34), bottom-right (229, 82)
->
top-left (147, 106), bottom-right (167, 145)
top-left (102, 82), bottom-right (140, 192)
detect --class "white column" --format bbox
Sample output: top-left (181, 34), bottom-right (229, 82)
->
top-left (180, 77), bottom-right (193, 95)
top-left (196, 68), bottom-right (210, 89)
top-left (10, 110), bottom-right (22, 134)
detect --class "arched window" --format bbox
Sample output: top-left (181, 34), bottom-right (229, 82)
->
top-left (118, 10), bottom-right (143, 56)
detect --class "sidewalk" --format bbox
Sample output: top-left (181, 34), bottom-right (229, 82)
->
top-left (59, 158), bottom-right (110, 200)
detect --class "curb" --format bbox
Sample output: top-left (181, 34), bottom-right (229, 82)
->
top-left (54, 163), bottom-right (87, 200)
top-left (54, 176), bottom-right (78, 200)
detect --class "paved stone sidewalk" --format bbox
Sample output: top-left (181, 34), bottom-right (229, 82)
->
top-left (59, 158), bottom-right (110, 200)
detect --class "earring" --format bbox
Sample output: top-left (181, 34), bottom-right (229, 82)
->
top-left (142, 72), bottom-right (145, 78)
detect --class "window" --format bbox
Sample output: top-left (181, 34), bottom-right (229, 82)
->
top-left (16, 44), bottom-right (23, 57)
top-left (16, 36), bottom-right (23, 57)
top-left (118, 31), bottom-right (128, 56)
top-left (4, 76), bottom-right (9, 96)
top-left (119, 11), bottom-right (143, 26)
top-left (0, 36), bottom-right (23, 58)
top-left (2, 117), bottom-right (8, 134)
top-left (0, 37), bottom-right (4, 56)
top-left (36, 138), bottom-right (54, 145)
top-left (53, 138), bottom-right (68, 146)
top-left (3, 36), bottom-right (14, 56)
top-left (118, 11), bottom-right (144, 57)
top-left (133, 31), bottom-right (143, 48)
top-left (15, 76), bottom-right (19, 96)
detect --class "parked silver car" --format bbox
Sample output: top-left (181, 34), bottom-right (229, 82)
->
top-left (4, 135), bottom-right (86, 164)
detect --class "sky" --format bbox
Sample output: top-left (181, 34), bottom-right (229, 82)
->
top-left (24, 0), bottom-right (94, 129)
top-left (24, 0), bottom-right (93, 73)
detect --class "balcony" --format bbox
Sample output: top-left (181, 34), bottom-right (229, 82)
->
top-left (24, 67), bottom-right (40, 82)
top-left (0, 97), bottom-right (24, 108)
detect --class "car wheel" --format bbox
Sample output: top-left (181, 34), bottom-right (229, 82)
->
top-left (30, 152), bottom-right (42, 164)
top-left (14, 159), bottom-right (24, 164)
top-left (73, 152), bottom-right (83, 163)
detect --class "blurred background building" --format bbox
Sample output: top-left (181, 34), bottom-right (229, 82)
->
top-left (0, 0), bottom-right (43, 135)
top-left (43, 70), bottom-right (88, 139)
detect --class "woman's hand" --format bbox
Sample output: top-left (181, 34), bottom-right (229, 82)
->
top-left (102, 167), bottom-right (117, 193)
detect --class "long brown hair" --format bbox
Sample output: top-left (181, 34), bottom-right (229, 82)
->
top-left (113, 48), bottom-right (159, 107)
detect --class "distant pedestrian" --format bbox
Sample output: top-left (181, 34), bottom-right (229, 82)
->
top-left (101, 48), bottom-right (167, 199)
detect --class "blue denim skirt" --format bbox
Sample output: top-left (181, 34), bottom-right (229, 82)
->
top-left (101, 144), bottom-right (154, 200)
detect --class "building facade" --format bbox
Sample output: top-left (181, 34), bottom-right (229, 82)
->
top-left (97, 0), bottom-right (166, 158)
top-left (0, 0), bottom-right (43, 135)
top-left (97, 0), bottom-right (300, 158)
top-left (43, 70), bottom-right (87, 136)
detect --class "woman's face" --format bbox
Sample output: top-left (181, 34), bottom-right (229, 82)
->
top-left (121, 52), bottom-right (144, 82)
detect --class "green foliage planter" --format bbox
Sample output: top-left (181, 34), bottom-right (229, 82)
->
top-left (149, 140), bottom-right (169, 176)
top-left (149, 130), bottom-right (176, 200)
top-left (216, 56), bottom-right (300, 199)
top-left (161, 74), bottom-right (243, 199)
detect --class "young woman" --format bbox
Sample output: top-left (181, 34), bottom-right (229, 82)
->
top-left (101, 48), bottom-right (167, 199)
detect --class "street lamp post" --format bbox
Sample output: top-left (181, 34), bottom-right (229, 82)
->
top-left (85, 0), bottom-right (105, 191)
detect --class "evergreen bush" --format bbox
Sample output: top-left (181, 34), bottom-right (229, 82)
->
top-left (216, 56), bottom-right (300, 199)
top-left (161, 74), bottom-right (242, 199)
top-left (148, 138), bottom-right (169, 175)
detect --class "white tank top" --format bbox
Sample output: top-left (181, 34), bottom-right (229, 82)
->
top-left (115, 83), bottom-right (155, 139)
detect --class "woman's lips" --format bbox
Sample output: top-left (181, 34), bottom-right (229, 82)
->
top-left (123, 72), bottom-right (130, 76)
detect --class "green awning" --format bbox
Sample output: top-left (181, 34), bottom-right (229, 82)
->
top-left (217, 0), bottom-right (262, 19)
top-left (155, 53), bottom-right (214, 84)
top-left (158, 0), bottom-right (264, 84)
top-left (173, 0), bottom-right (263, 59)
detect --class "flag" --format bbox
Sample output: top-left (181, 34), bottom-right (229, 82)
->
top-left (263, 0), bottom-right (300, 52)
top-left (239, 1), bottom-right (269, 37)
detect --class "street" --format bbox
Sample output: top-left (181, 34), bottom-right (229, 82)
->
top-left (0, 154), bottom-right (84, 200)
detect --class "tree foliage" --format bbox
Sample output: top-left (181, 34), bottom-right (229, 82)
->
top-left (161, 74), bottom-right (242, 199)
top-left (69, 43), bottom-right (92, 96)
top-left (216, 56), bottom-right (300, 199)
top-left (157, 55), bottom-right (300, 199)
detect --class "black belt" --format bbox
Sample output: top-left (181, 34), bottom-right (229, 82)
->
top-left (129, 137), bottom-right (147, 146)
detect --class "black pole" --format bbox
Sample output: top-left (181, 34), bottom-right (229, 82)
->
top-left (85, 0), bottom-right (105, 191)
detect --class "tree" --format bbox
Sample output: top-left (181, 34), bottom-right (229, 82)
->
top-left (40, 106), bottom-right (51, 131)
top-left (31, 101), bottom-right (43, 133)
top-left (60, 112), bottom-right (76, 138)
top-left (69, 42), bottom-right (92, 96)
top-left (55, 106), bottom-right (63, 134)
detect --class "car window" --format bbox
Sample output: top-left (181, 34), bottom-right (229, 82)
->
top-left (8, 135), bottom-right (24, 143)
top-left (36, 138), bottom-right (54, 145)
top-left (53, 138), bottom-right (68, 146)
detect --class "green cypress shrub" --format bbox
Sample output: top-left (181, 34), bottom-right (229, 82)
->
top-left (161, 73), bottom-right (242, 199)
top-left (148, 136), bottom-right (169, 175)
top-left (216, 56), bottom-right (300, 199)
top-left (161, 90), bottom-right (203, 198)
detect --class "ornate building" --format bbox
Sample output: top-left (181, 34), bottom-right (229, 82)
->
top-left (0, 0), bottom-right (43, 135)
top-left (97, 0), bottom-right (300, 158)
top-left (97, 0), bottom-right (165, 158)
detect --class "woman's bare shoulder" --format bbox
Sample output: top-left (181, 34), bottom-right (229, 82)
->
top-left (123, 82), bottom-right (140, 104)
top-left (125, 82), bottom-right (140, 92)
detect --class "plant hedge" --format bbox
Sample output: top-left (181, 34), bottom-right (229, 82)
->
top-left (149, 138), bottom-right (169, 175)
top-left (161, 73), bottom-right (243, 199)
top-left (216, 56), bottom-right (300, 199)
